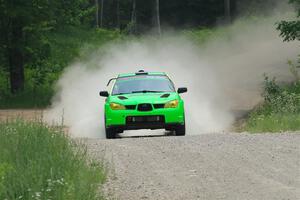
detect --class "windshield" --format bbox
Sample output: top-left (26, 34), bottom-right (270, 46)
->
top-left (112, 75), bottom-right (175, 95)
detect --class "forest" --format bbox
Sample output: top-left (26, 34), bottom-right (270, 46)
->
top-left (0, 1), bottom-right (300, 199)
top-left (0, 0), bottom-right (299, 121)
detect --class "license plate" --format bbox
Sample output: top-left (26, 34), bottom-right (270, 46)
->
top-left (128, 116), bottom-right (163, 123)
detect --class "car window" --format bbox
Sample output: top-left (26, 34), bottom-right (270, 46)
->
top-left (112, 75), bottom-right (175, 95)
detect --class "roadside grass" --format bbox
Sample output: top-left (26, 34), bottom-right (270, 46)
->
top-left (0, 120), bottom-right (106, 199)
top-left (244, 113), bottom-right (300, 133)
top-left (0, 27), bottom-right (121, 109)
top-left (244, 75), bottom-right (300, 133)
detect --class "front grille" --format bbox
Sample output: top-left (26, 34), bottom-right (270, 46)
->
top-left (125, 105), bottom-right (136, 110)
top-left (153, 104), bottom-right (165, 109)
top-left (126, 115), bottom-right (165, 125)
top-left (137, 103), bottom-right (153, 111)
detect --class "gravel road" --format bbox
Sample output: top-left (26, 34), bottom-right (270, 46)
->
top-left (85, 133), bottom-right (300, 200)
top-left (1, 110), bottom-right (299, 199)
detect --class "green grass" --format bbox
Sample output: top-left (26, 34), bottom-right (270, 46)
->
top-left (244, 113), bottom-right (300, 133)
top-left (0, 27), bottom-right (121, 109)
top-left (244, 77), bottom-right (300, 133)
top-left (0, 121), bottom-right (106, 199)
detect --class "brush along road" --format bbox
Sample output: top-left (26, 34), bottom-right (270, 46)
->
top-left (85, 133), bottom-right (300, 200)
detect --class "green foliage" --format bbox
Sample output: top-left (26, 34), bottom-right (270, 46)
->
top-left (0, 121), bottom-right (106, 199)
top-left (0, 27), bottom-right (121, 108)
top-left (0, 0), bottom-right (289, 95)
top-left (245, 75), bottom-right (300, 132)
top-left (262, 74), bottom-right (300, 114)
top-left (0, 87), bottom-right (53, 108)
top-left (0, 0), bottom-right (97, 93)
top-left (278, 20), bottom-right (300, 41)
top-left (47, 27), bottom-right (121, 66)
top-left (277, 0), bottom-right (300, 41)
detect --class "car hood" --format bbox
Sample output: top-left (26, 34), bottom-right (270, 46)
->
top-left (108, 92), bottom-right (179, 105)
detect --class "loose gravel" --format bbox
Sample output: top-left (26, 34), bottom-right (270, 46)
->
top-left (84, 133), bottom-right (300, 200)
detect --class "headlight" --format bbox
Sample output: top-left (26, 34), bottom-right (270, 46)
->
top-left (110, 103), bottom-right (126, 110)
top-left (164, 100), bottom-right (179, 108)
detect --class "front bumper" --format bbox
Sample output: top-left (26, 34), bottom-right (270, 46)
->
top-left (109, 123), bottom-right (182, 132)
top-left (105, 105), bottom-right (185, 128)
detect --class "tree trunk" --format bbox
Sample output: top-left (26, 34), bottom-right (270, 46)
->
top-left (224, 0), bottom-right (231, 23)
top-left (155, 0), bottom-right (161, 35)
top-left (100, 0), bottom-right (104, 28)
top-left (9, 20), bottom-right (24, 93)
top-left (95, 0), bottom-right (99, 28)
top-left (130, 0), bottom-right (137, 34)
top-left (116, 0), bottom-right (120, 31)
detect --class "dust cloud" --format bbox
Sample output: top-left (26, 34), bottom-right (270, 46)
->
top-left (46, 11), bottom-right (299, 138)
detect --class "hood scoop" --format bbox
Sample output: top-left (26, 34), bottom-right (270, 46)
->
top-left (118, 96), bottom-right (128, 100)
top-left (160, 93), bottom-right (170, 98)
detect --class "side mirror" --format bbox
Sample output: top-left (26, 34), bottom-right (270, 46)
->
top-left (177, 87), bottom-right (187, 94)
top-left (99, 91), bottom-right (109, 97)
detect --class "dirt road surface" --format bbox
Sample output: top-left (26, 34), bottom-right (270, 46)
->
top-left (85, 133), bottom-right (300, 200)
top-left (1, 110), bottom-right (299, 200)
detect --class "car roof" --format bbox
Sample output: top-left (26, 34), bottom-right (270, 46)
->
top-left (117, 71), bottom-right (167, 78)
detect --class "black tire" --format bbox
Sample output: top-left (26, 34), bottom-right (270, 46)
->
top-left (104, 115), bottom-right (116, 139)
top-left (175, 123), bottom-right (186, 136)
top-left (105, 127), bottom-right (116, 139)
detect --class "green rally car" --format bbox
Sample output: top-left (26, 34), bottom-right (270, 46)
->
top-left (99, 70), bottom-right (187, 139)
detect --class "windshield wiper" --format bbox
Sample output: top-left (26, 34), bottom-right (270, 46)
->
top-left (132, 90), bottom-right (163, 93)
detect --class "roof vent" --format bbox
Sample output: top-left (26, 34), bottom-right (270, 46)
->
top-left (135, 70), bottom-right (148, 75)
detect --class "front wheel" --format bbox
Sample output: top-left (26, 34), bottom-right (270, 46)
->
top-left (105, 127), bottom-right (116, 139)
top-left (105, 115), bottom-right (116, 139)
top-left (175, 123), bottom-right (186, 136)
